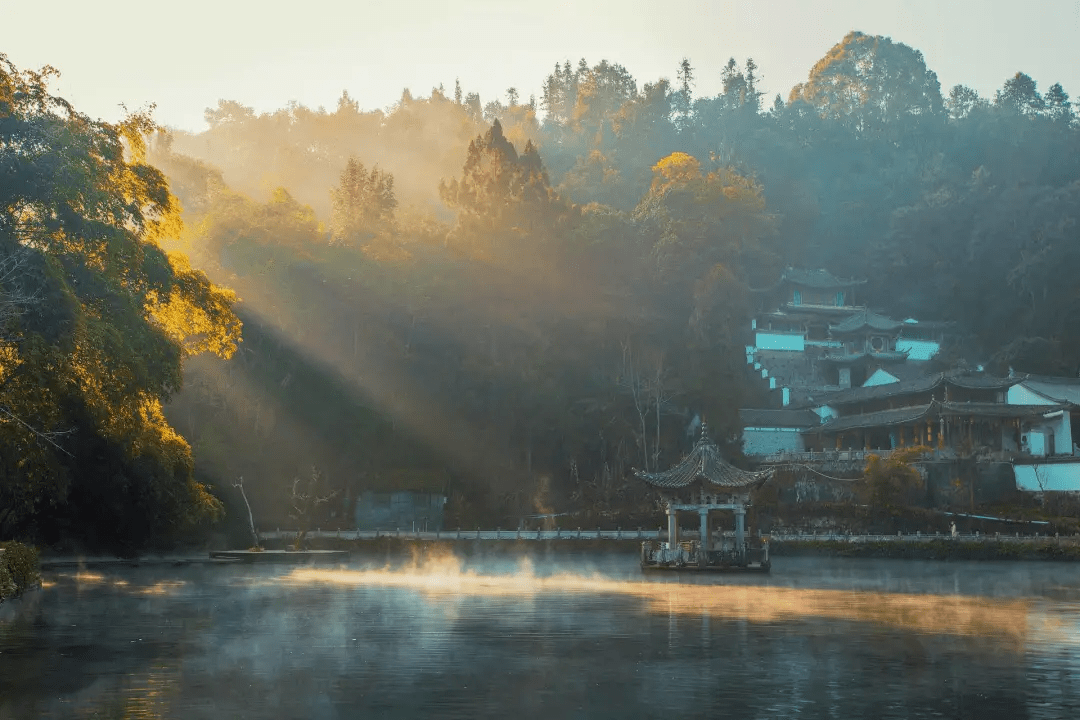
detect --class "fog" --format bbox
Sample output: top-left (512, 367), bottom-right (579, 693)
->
top-left (135, 36), bottom-right (1080, 535)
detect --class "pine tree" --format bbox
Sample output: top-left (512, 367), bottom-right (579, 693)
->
top-left (721, 58), bottom-right (746, 108)
top-left (744, 58), bottom-right (763, 113)
top-left (330, 158), bottom-right (397, 245)
top-left (675, 58), bottom-right (694, 132)
top-left (1045, 82), bottom-right (1075, 124)
top-left (995, 72), bottom-right (1044, 118)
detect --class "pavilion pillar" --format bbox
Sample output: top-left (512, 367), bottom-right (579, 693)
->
top-left (735, 507), bottom-right (746, 562)
top-left (698, 509), bottom-right (709, 567)
top-left (667, 506), bottom-right (678, 549)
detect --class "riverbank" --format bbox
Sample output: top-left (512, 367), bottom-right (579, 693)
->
top-left (0, 542), bottom-right (41, 601)
top-left (771, 537), bottom-right (1080, 561)
top-left (272, 534), bottom-right (1080, 562)
top-left (28, 532), bottom-right (1080, 568)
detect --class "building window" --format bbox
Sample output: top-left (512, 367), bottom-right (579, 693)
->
top-left (835, 291), bottom-right (844, 306)
top-left (793, 289), bottom-right (802, 306)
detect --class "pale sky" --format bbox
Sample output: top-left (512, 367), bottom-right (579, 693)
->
top-left (4, 0), bottom-right (1079, 131)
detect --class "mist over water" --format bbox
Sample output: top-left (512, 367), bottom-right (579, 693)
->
top-left (2, 554), bottom-right (1079, 719)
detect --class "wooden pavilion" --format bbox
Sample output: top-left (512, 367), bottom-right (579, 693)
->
top-left (635, 424), bottom-right (773, 572)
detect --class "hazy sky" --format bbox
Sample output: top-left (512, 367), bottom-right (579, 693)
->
top-left (4, 0), bottom-right (1079, 131)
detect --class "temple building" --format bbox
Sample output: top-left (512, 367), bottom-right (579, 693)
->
top-left (740, 371), bottom-right (1080, 493)
top-left (747, 267), bottom-right (951, 404)
top-left (636, 424), bottom-right (772, 571)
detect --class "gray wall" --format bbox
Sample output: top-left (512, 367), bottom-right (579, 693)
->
top-left (353, 492), bottom-right (447, 531)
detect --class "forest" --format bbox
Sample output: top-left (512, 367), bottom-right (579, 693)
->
top-left (3, 31), bottom-right (1080, 550)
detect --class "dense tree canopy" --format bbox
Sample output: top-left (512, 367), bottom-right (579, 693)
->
top-left (0, 54), bottom-right (240, 551)
top-left (144, 31), bottom-right (1080, 532)
top-left (6, 29), bottom-right (1080, 543)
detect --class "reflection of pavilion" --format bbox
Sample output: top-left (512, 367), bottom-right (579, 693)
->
top-left (635, 424), bottom-right (773, 572)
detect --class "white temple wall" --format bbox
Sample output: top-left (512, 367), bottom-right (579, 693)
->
top-left (743, 427), bottom-right (804, 456)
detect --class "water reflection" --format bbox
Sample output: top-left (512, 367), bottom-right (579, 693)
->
top-left (282, 561), bottom-right (1036, 643)
top-left (1, 554), bottom-right (1078, 719)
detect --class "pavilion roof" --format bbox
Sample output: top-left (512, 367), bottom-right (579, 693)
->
top-left (782, 267), bottom-right (867, 289)
top-left (829, 309), bottom-right (904, 335)
top-left (635, 424), bottom-right (772, 489)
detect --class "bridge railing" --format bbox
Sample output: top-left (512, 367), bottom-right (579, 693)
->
top-left (256, 528), bottom-right (664, 542)
top-left (255, 529), bottom-right (1078, 544)
top-left (754, 449), bottom-right (874, 465)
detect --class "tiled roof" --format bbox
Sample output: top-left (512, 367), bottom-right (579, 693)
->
top-left (809, 404), bottom-right (934, 433)
top-left (899, 319), bottom-right (955, 331)
top-left (1014, 375), bottom-right (1080, 405)
top-left (939, 401), bottom-right (1068, 417)
top-left (829, 309), bottom-right (903, 334)
top-left (808, 401), bottom-right (1064, 434)
top-left (877, 362), bottom-right (938, 383)
top-left (635, 425), bottom-right (773, 489)
top-left (948, 375), bottom-right (1018, 389)
top-left (819, 351), bottom-right (909, 365)
top-left (800, 373), bottom-right (1016, 408)
top-left (782, 267), bottom-right (867, 289)
top-left (740, 408), bottom-right (821, 428)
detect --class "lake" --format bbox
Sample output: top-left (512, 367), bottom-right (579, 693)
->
top-left (2, 550), bottom-right (1079, 719)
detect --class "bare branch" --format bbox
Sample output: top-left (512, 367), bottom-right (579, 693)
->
top-left (0, 405), bottom-right (73, 457)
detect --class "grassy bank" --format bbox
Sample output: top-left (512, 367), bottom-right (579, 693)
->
top-left (772, 538), bottom-right (1080, 561)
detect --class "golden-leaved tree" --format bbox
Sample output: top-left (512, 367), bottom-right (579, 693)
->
top-left (0, 54), bottom-right (241, 551)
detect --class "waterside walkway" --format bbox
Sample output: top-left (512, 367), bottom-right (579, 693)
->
top-left (255, 528), bottom-right (1078, 543)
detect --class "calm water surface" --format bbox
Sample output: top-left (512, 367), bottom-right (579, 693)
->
top-left (1, 552), bottom-right (1079, 719)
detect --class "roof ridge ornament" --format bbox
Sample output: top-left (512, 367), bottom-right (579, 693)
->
top-left (635, 421), bottom-right (773, 490)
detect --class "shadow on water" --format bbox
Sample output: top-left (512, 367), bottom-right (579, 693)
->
top-left (2, 553), bottom-right (1079, 719)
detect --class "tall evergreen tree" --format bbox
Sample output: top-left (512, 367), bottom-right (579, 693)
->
top-left (1044, 82), bottom-right (1074, 124)
top-left (995, 72), bottom-right (1044, 118)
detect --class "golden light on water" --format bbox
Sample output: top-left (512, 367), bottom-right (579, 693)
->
top-left (53, 572), bottom-right (185, 596)
top-left (279, 557), bottom-right (1043, 645)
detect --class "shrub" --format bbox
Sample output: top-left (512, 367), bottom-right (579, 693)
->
top-left (0, 564), bottom-right (14, 599)
top-left (0, 541), bottom-right (41, 600)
